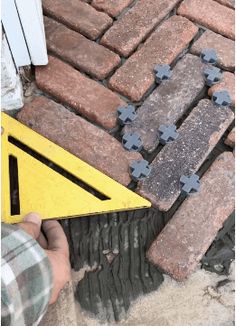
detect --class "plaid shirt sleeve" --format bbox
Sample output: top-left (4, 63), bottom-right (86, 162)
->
top-left (1, 223), bottom-right (53, 326)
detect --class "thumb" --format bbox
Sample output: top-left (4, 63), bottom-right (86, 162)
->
top-left (18, 213), bottom-right (42, 239)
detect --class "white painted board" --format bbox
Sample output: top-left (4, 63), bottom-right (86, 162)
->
top-left (1, 0), bottom-right (31, 67)
top-left (15, 0), bottom-right (48, 65)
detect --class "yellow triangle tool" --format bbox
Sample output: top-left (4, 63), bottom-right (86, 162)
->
top-left (1, 113), bottom-right (151, 223)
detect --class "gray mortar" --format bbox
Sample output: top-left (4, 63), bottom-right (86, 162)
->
top-left (63, 208), bottom-right (165, 322)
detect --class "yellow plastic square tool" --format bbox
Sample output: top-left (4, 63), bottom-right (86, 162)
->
top-left (1, 113), bottom-right (151, 223)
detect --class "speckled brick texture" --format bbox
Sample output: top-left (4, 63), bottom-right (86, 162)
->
top-left (44, 17), bottom-right (120, 80)
top-left (225, 129), bottom-right (235, 148)
top-left (190, 30), bottom-right (235, 72)
top-left (91, 0), bottom-right (133, 17)
top-left (43, 0), bottom-right (112, 40)
top-left (178, 0), bottom-right (235, 40)
top-left (17, 97), bottom-right (142, 186)
top-left (147, 152), bottom-right (235, 281)
top-left (101, 0), bottom-right (180, 57)
top-left (109, 15), bottom-right (198, 101)
top-left (214, 0), bottom-right (235, 9)
top-left (123, 54), bottom-right (206, 152)
top-left (35, 56), bottom-right (125, 130)
top-left (137, 99), bottom-right (234, 211)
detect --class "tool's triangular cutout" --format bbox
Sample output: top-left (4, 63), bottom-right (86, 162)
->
top-left (2, 113), bottom-right (151, 223)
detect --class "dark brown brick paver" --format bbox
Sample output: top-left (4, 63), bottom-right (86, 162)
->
top-left (208, 72), bottom-right (235, 107)
top-left (17, 97), bottom-right (142, 186)
top-left (123, 54), bottom-right (206, 153)
top-left (190, 30), bottom-right (235, 71)
top-left (178, 0), bottom-right (235, 40)
top-left (147, 152), bottom-right (235, 281)
top-left (214, 0), bottom-right (235, 9)
top-left (35, 56), bottom-right (125, 130)
top-left (100, 0), bottom-right (180, 57)
top-left (92, 0), bottom-right (133, 17)
top-left (43, 0), bottom-right (112, 40)
top-left (137, 99), bottom-right (234, 211)
top-left (109, 15), bottom-right (198, 102)
top-left (225, 128), bottom-right (235, 148)
top-left (44, 17), bottom-right (120, 80)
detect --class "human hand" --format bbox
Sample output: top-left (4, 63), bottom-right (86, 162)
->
top-left (18, 213), bottom-right (71, 304)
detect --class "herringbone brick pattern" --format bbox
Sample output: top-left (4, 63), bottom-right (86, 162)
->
top-left (17, 0), bottom-right (235, 321)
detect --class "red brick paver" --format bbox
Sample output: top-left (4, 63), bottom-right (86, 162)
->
top-left (214, 0), bottom-right (235, 9)
top-left (44, 17), bottom-right (120, 80)
top-left (101, 0), bottom-right (180, 57)
top-left (191, 30), bottom-right (235, 71)
top-left (123, 54), bottom-right (205, 152)
top-left (92, 0), bottom-right (133, 17)
top-left (208, 72), bottom-right (235, 107)
top-left (109, 15), bottom-right (198, 102)
top-left (36, 56), bottom-right (125, 130)
top-left (17, 97), bottom-right (142, 186)
top-left (137, 99), bottom-right (234, 211)
top-left (178, 0), bottom-right (235, 40)
top-left (147, 152), bottom-right (235, 281)
top-left (43, 0), bottom-right (112, 40)
top-left (225, 128), bottom-right (235, 148)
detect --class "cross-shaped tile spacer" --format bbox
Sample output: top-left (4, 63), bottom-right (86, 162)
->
top-left (212, 90), bottom-right (232, 107)
top-left (154, 64), bottom-right (172, 83)
top-left (117, 105), bottom-right (137, 125)
top-left (200, 48), bottom-right (217, 64)
top-left (180, 174), bottom-right (200, 195)
top-left (122, 132), bottom-right (142, 151)
top-left (203, 67), bottom-right (222, 87)
top-left (158, 124), bottom-right (179, 145)
top-left (130, 160), bottom-right (152, 182)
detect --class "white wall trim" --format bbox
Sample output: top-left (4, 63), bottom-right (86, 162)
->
top-left (2, 0), bottom-right (48, 68)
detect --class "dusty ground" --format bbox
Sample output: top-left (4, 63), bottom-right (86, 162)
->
top-left (41, 262), bottom-right (235, 326)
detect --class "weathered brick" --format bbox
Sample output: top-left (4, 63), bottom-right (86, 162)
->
top-left (101, 0), bottom-right (180, 57)
top-left (92, 0), bottom-right (133, 17)
top-left (123, 54), bottom-right (206, 153)
top-left (178, 0), bottom-right (235, 40)
top-left (109, 16), bottom-right (198, 102)
top-left (214, 0), bottom-right (235, 9)
top-left (208, 72), bottom-right (235, 107)
top-left (43, 0), bottom-right (112, 40)
top-left (44, 17), bottom-right (120, 80)
top-left (191, 30), bottom-right (235, 71)
top-left (137, 99), bottom-right (234, 211)
top-left (17, 97), bottom-right (142, 186)
top-left (147, 152), bottom-right (235, 281)
top-left (35, 56), bottom-right (125, 130)
top-left (225, 128), bottom-right (235, 148)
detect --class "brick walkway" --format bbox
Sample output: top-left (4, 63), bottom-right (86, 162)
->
top-left (18, 0), bottom-right (235, 322)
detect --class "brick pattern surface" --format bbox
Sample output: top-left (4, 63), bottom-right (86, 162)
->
top-left (214, 0), bottom-right (235, 9)
top-left (92, 0), bottom-right (134, 17)
top-left (100, 0), bottom-right (180, 57)
top-left (225, 128), bottom-right (235, 148)
top-left (109, 15), bottom-right (198, 102)
top-left (147, 152), bottom-right (235, 281)
top-left (43, 0), bottom-right (112, 40)
top-left (17, 97), bottom-right (142, 186)
top-left (137, 99), bottom-right (234, 211)
top-left (35, 56), bottom-right (125, 130)
top-left (178, 0), bottom-right (235, 40)
top-left (44, 17), bottom-right (120, 80)
top-left (208, 72), bottom-right (235, 107)
top-left (13, 0), bottom-right (236, 318)
top-left (190, 30), bottom-right (235, 71)
top-left (123, 54), bottom-right (205, 152)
